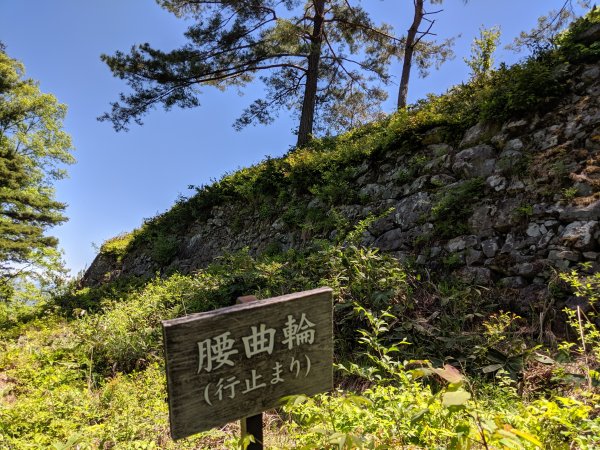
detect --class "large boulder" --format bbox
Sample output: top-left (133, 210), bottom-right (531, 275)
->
top-left (452, 145), bottom-right (496, 178)
top-left (560, 221), bottom-right (599, 250)
top-left (460, 122), bottom-right (500, 148)
top-left (393, 192), bottom-right (432, 230)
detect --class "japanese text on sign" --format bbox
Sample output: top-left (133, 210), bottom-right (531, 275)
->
top-left (197, 313), bottom-right (315, 404)
top-left (162, 287), bottom-right (333, 440)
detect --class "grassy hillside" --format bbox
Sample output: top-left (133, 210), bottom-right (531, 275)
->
top-left (2, 8), bottom-right (600, 449)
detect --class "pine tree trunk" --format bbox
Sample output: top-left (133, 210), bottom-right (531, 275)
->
top-left (297, 0), bottom-right (326, 148)
top-left (398, 0), bottom-right (424, 110)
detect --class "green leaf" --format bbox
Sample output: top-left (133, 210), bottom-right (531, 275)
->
top-left (481, 363), bottom-right (504, 373)
top-left (281, 394), bottom-right (309, 407)
top-left (327, 432), bottom-right (347, 449)
top-left (410, 367), bottom-right (435, 379)
top-left (455, 423), bottom-right (471, 435)
top-left (533, 353), bottom-right (555, 364)
top-left (510, 428), bottom-right (543, 447)
top-left (342, 394), bottom-right (373, 408)
top-left (442, 390), bottom-right (471, 407)
top-left (410, 408), bottom-right (429, 423)
top-left (485, 348), bottom-right (509, 363)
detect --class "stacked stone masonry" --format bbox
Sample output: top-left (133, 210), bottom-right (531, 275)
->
top-left (83, 61), bottom-right (600, 296)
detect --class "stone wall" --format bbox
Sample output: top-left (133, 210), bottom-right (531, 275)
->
top-left (83, 60), bottom-right (600, 292)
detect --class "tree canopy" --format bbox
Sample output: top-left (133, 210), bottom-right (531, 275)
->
top-left (100, 0), bottom-right (398, 146)
top-left (0, 48), bottom-right (74, 300)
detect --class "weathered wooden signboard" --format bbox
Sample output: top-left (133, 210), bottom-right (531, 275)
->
top-left (162, 287), bottom-right (333, 440)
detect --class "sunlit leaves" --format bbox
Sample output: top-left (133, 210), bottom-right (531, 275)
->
top-left (441, 389), bottom-right (471, 407)
top-left (0, 49), bottom-right (73, 302)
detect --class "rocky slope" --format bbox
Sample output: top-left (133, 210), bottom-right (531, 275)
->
top-left (83, 59), bottom-right (600, 304)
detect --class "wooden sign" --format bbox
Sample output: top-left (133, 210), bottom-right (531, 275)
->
top-left (162, 287), bottom-right (333, 440)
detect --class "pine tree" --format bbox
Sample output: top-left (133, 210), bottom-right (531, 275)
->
top-left (396, 0), bottom-right (454, 109)
top-left (100, 0), bottom-right (397, 147)
top-left (0, 48), bottom-right (74, 300)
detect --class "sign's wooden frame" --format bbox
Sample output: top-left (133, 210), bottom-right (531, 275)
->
top-left (162, 287), bottom-right (333, 440)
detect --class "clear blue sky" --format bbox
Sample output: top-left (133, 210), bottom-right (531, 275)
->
top-left (0, 0), bottom-right (588, 275)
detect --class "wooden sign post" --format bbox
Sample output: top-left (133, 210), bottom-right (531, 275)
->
top-left (236, 294), bottom-right (262, 450)
top-left (162, 287), bottom-right (333, 444)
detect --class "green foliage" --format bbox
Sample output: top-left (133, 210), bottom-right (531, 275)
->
top-left (431, 178), bottom-right (485, 238)
top-left (321, 245), bottom-right (410, 355)
top-left (470, 311), bottom-right (536, 381)
top-left (478, 56), bottom-right (567, 122)
top-left (282, 306), bottom-right (568, 450)
top-left (473, 7), bottom-right (600, 123)
top-left (150, 233), bottom-right (179, 265)
top-left (0, 48), bottom-right (74, 302)
top-left (0, 295), bottom-right (46, 331)
top-left (441, 252), bottom-right (463, 269)
top-left (560, 269), bottom-right (600, 379)
top-left (3, 236), bottom-right (600, 447)
top-left (99, 232), bottom-right (135, 261)
top-left (556, 6), bottom-right (600, 63)
top-left (562, 186), bottom-right (579, 202)
top-left (0, 236), bottom-right (410, 447)
top-left (465, 26), bottom-right (501, 80)
top-left (53, 276), bottom-right (147, 316)
top-left (514, 203), bottom-right (534, 220)
top-left (101, 0), bottom-right (395, 146)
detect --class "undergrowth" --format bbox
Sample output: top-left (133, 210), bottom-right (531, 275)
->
top-left (2, 235), bottom-right (600, 448)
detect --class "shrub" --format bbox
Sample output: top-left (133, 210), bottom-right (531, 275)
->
top-left (431, 178), bottom-right (486, 238)
top-left (100, 232), bottom-right (135, 261)
top-left (557, 6), bottom-right (600, 63)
